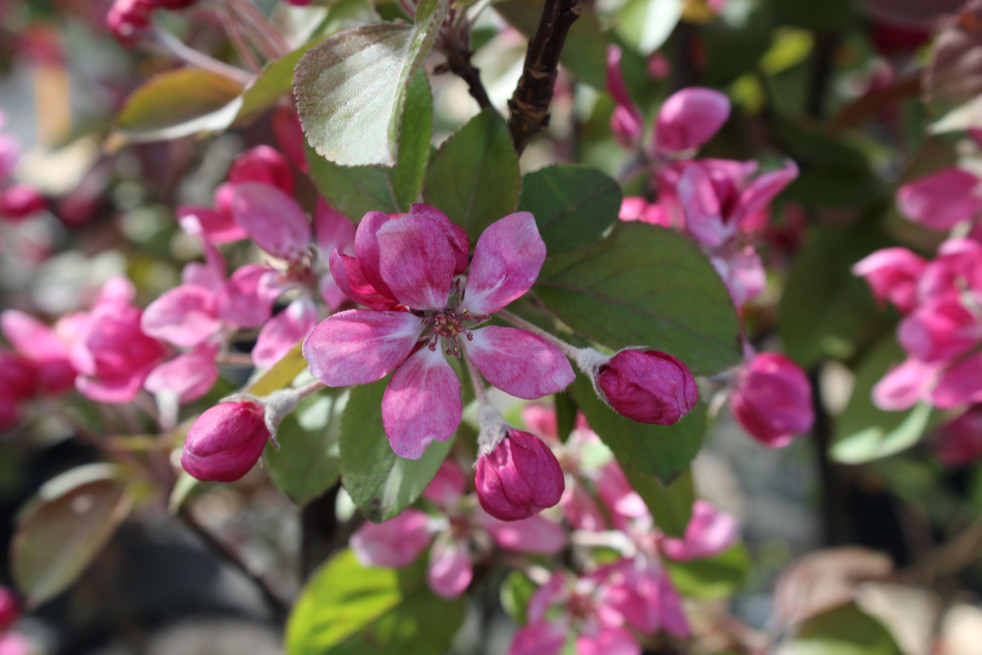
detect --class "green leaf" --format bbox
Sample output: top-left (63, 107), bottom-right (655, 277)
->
top-left (234, 41), bottom-right (323, 127)
top-left (294, 0), bottom-right (447, 167)
top-left (831, 336), bottom-right (943, 464)
top-left (12, 464), bottom-right (133, 606)
top-left (769, 0), bottom-right (855, 31)
top-left (620, 465), bottom-right (694, 537)
top-left (422, 108), bottom-right (521, 241)
top-left (615, 0), bottom-right (683, 55)
top-left (110, 69), bottom-right (244, 146)
top-left (248, 343), bottom-right (308, 396)
top-left (664, 544), bottom-right (750, 600)
top-left (307, 71), bottom-right (433, 219)
top-left (534, 222), bottom-right (742, 376)
top-left (782, 603), bottom-right (903, 655)
top-left (566, 373), bottom-right (704, 483)
top-left (494, 0), bottom-right (607, 88)
top-left (339, 379), bottom-right (454, 522)
top-left (287, 549), bottom-right (466, 655)
top-left (265, 391), bottom-right (344, 505)
top-left (500, 571), bottom-right (537, 626)
top-left (778, 222), bottom-right (891, 368)
top-left (518, 164), bottom-right (621, 256)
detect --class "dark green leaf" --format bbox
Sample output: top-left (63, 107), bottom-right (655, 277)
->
top-left (287, 549), bottom-right (466, 655)
top-left (339, 378), bottom-right (454, 522)
top-left (778, 222), bottom-right (892, 368)
top-left (500, 571), bottom-right (537, 626)
top-left (534, 222), bottom-right (742, 376)
top-left (664, 544), bottom-right (750, 600)
top-left (554, 392), bottom-right (579, 444)
top-left (111, 69), bottom-right (244, 146)
top-left (307, 71), bottom-right (433, 219)
top-left (294, 0), bottom-right (446, 167)
top-left (620, 465), bottom-right (694, 537)
top-left (13, 464), bottom-right (133, 606)
top-left (769, 0), bottom-right (855, 31)
top-left (518, 164), bottom-right (621, 256)
top-left (784, 603), bottom-right (903, 655)
top-left (265, 391), bottom-right (344, 505)
top-left (422, 108), bottom-right (521, 241)
top-left (567, 373), bottom-right (704, 483)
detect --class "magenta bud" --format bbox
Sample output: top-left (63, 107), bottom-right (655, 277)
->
top-left (181, 401), bottom-right (270, 482)
top-left (0, 184), bottom-right (46, 221)
top-left (730, 353), bottom-right (813, 447)
top-left (107, 0), bottom-right (154, 47)
top-left (595, 349), bottom-right (698, 424)
top-left (0, 586), bottom-right (19, 632)
top-left (475, 429), bottom-right (564, 521)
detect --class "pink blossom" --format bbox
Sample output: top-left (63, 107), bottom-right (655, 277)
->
top-left (930, 353), bottom-right (982, 409)
top-left (144, 344), bottom-right (219, 403)
top-left (227, 146), bottom-right (295, 195)
top-left (592, 559), bottom-right (689, 638)
top-left (934, 406), bottom-right (982, 466)
top-left (606, 46), bottom-right (644, 148)
top-left (730, 352), bottom-right (813, 447)
top-left (0, 184), bottom-right (46, 221)
top-left (70, 279), bottom-right (168, 403)
top-left (918, 238), bottom-right (982, 302)
top-left (107, 0), bottom-right (154, 46)
top-left (853, 247), bottom-right (927, 313)
top-left (476, 429), bottom-right (565, 521)
top-left (653, 88), bottom-right (731, 155)
top-left (595, 349), bottom-right (698, 425)
top-left (0, 350), bottom-right (39, 403)
top-left (304, 206), bottom-right (574, 459)
top-left (181, 401), bottom-right (270, 482)
top-left (872, 357), bottom-right (938, 411)
top-left (618, 197), bottom-right (671, 227)
top-left (1, 310), bottom-right (76, 394)
top-left (660, 500), bottom-right (739, 561)
top-left (897, 168), bottom-right (982, 231)
top-left (897, 298), bottom-right (981, 364)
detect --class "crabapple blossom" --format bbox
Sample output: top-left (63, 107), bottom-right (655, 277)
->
top-left (303, 206), bottom-right (574, 459)
top-left (0, 310), bottom-right (76, 395)
top-left (896, 167), bottom-right (981, 230)
top-left (730, 352), bottom-right (814, 447)
top-left (594, 348), bottom-right (699, 425)
top-left (852, 247), bottom-right (927, 313)
top-left (181, 401), bottom-right (270, 482)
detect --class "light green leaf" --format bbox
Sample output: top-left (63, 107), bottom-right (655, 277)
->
top-left (13, 464), bottom-right (133, 606)
top-left (534, 222), bottom-right (742, 376)
top-left (518, 164), bottom-right (621, 256)
top-left (500, 571), bottom-right (537, 626)
top-left (422, 108), bottom-right (521, 241)
top-left (248, 343), bottom-right (308, 396)
top-left (295, 0), bottom-right (447, 167)
top-left (567, 373), bottom-right (704, 483)
top-left (781, 603), bottom-right (903, 655)
top-left (265, 391), bottom-right (345, 505)
top-left (664, 544), bottom-right (750, 600)
top-left (339, 379), bottom-right (454, 522)
top-left (110, 69), bottom-right (244, 147)
top-left (287, 549), bottom-right (466, 655)
top-left (616, 0), bottom-right (683, 55)
top-left (307, 71), bottom-right (433, 219)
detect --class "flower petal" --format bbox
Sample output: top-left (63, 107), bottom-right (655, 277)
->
top-left (660, 500), bottom-right (739, 561)
top-left (252, 298), bottom-right (318, 369)
top-left (178, 203), bottom-right (247, 244)
top-left (144, 345), bottom-right (219, 403)
top-left (217, 265), bottom-right (281, 329)
top-left (897, 167), bottom-right (982, 230)
top-left (465, 326), bottom-right (574, 399)
top-left (231, 182), bottom-right (311, 260)
top-left (677, 162), bottom-right (728, 248)
top-left (303, 309), bottom-right (424, 386)
top-left (350, 508), bottom-right (433, 568)
top-left (508, 622), bottom-right (567, 655)
top-left (376, 215), bottom-right (455, 310)
top-left (328, 249), bottom-right (398, 309)
top-left (479, 510), bottom-right (566, 554)
top-left (731, 160), bottom-right (798, 228)
top-left (141, 285), bottom-right (220, 348)
top-left (381, 343), bottom-right (461, 459)
top-left (654, 87), bottom-right (730, 154)
top-left (462, 212), bottom-right (546, 315)
top-left (427, 535), bottom-right (473, 599)
top-left (354, 210), bottom-right (396, 298)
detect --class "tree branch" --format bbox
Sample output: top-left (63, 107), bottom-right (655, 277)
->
top-left (506, 0), bottom-right (582, 154)
top-left (445, 51), bottom-right (493, 110)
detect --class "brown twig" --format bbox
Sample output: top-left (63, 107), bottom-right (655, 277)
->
top-left (178, 505), bottom-right (289, 621)
top-left (506, 0), bottom-right (582, 154)
top-left (445, 51), bottom-right (493, 110)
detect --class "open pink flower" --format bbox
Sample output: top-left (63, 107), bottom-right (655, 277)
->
top-left (304, 205), bottom-right (574, 459)
top-left (853, 247), bottom-right (927, 314)
top-left (730, 352), bottom-right (813, 447)
top-left (897, 168), bottom-right (982, 231)
top-left (660, 500), bottom-right (739, 561)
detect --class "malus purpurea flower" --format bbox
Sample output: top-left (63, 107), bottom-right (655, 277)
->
top-left (303, 205), bottom-right (575, 459)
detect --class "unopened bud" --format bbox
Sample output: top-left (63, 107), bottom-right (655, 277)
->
top-left (181, 401), bottom-right (270, 482)
top-left (730, 352), bottom-right (813, 447)
top-left (475, 429), bottom-right (564, 521)
top-left (107, 0), bottom-right (154, 47)
top-left (594, 348), bottom-right (698, 424)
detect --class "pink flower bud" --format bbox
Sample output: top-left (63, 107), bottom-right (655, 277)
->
top-left (475, 430), bottom-right (564, 521)
top-left (0, 350), bottom-right (38, 403)
top-left (227, 146), bottom-right (295, 196)
top-left (0, 184), bottom-right (46, 221)
top-left (595, 349), bottom-right (698, 425)
top-left (730, 353), bottom-right (813, 447)
top-left (107, 0), bottom-right (154, 47)
top-left (0, 587), bottom-right (19, 632)
top-left (181, 401), bottom-right (270, 482)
